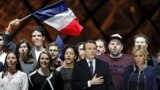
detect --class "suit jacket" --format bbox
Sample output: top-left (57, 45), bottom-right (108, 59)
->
top-left (41, 70), bottom-right (63, 90)
top-left (31, 47), bottom-right (36, 60)
top-left (0, 62), bottom-right (3, 72)
top-left (71, 58), bottom-right (114, 90)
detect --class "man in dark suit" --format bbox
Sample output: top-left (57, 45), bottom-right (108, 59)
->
top-left (72, 40), bottom-right (114, 90)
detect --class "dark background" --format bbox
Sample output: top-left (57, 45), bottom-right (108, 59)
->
top-left (0, 0), bottom-right (160, 55)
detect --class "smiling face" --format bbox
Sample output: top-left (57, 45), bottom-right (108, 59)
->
top-left (32, 31), bottom-right (44, 48)
top-left (64, 48), bottom-right (76, 64)
top-left (135, 37), bottom-right (148, 48)
top-left (39, 53), bottom-right (50, 69)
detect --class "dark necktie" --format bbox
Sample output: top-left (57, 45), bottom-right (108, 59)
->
top-left (89, 61), bottom-right (93, 74)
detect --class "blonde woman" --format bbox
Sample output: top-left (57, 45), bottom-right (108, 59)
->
top-left (123, 46), bottom-right (157, 90)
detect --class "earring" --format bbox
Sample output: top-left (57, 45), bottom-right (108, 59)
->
top-left (145, 60), bottom-right (147, 64)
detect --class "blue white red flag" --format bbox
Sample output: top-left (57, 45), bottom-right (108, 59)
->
top-left (55, 35), bottom-right (64, 52)
top-left (55, 35), bottom-right (64, 61)
top-left (32, 0), bottom-right (83, 36)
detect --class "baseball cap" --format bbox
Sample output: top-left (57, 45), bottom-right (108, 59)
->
top-left (109, 34), bottom-right (123, 43)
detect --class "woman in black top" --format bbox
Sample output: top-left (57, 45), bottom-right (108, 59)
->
top-left (28, 51), bottom-right (52, 90)
top-left (42, 45), bottom-right (79, 90)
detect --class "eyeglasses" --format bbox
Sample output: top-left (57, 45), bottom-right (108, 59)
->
top-left (49, 49), bottom-right (58, 52)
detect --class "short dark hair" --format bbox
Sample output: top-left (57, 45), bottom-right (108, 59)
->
top-left (15, 39), bottom-right (31, 59)
top-left (76, 41), bottom-right (86, 50)
top-left (46, 42), bottom-right (60, 52)
top-left (134, 34), bottom-right (148, 44)
top-left (96, 38), bottom-right (107, 47)
top-left (84, 40), bottom-right (97, 50)
top-left (31, 26), bottom-right (45, 36)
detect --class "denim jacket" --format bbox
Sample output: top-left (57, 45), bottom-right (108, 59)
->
top-left (123, 65), bottom-right (157, 90)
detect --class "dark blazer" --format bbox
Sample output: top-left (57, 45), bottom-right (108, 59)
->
top-left (71, 58), bottom-right (114, 90)
top-left (41, 70), bottom-right (63, 90)
top-left (0, 62), bottom-right (3, 72)
top-left (123, 65), bottom-right (157, 90)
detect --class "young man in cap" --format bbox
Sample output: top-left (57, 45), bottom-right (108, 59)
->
top-left (97, 34), bottom-right (134, 90)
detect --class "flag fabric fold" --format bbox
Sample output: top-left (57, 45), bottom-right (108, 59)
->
top-left (55, 35), bottom-right (64, 60)
top-left (55, 35), bottom-right (64, 53)
top-left (32, 0), bottom-right (83, 36)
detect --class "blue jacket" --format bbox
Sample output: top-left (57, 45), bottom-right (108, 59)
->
top-left (3, 34), bottom-right (44, 60)
top-left (3, 34), bottom-right (16, 51)
top-left (123, 65), bottom-right (157, 90)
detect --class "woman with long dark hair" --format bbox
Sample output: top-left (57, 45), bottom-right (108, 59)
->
top-left (0, 51), bottom-right (28, 90)
top-left (15, 39), bottom-right (36, 74)
top-left (42, 45), bottom-right (79, 90)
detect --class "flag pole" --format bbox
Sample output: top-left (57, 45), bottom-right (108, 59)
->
top-left (20, 14), bottom-right (31, 22)
top-left (20, 0), bottom-right (64, 22)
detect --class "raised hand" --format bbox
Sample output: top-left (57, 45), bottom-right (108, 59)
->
top-left (5, 19), bottom-right (21, 34)
top-left (8, 19), bottom-right (21, 28)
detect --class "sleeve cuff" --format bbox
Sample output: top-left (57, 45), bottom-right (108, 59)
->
top-left (88, 80), bottom-right (91, 87)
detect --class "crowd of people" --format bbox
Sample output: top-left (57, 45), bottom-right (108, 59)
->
top-left (0, 19), bottom-right (160, 90)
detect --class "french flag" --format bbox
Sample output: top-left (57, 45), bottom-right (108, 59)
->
top-left (55, 35), bottom-right (64, 60)
top-left (32, 0), bottom-right (83, 36)
top-left (55, 35), bottom-right (64, 53)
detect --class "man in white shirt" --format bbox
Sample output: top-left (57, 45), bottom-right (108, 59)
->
top-left (30, 26), bottom-right (46, 61)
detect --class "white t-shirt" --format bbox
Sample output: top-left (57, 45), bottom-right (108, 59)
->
top-left (0, 52), bottom-right (7, 64)
top-left (35, 48), bottom-right (45, 61)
